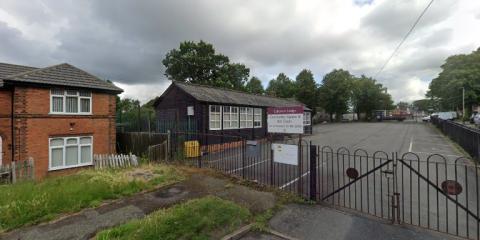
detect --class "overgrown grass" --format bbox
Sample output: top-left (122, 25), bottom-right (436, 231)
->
top-left (0, 164), bottom-right (183, 231)
top-left (97, 196), bottom-right (251, 240)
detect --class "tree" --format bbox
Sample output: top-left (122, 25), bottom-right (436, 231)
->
top-left (162, 40), bottom-right (250, 90)
top-left (396, 101), bottom-right (410, 111)
top-left (412, 99), bottom-right (433, 112)
top-left (295, 69), bottom-right (318, 113)
top-left (245, 76), bottom-right (265, 94)
top-left (427, 47), bottom-right (480, 116)
top-left (318, 69), bottom-right (353, 121)
top-left (116, 97), bottom-right (156, 131)
top-left (351, 75), bottom-right (393, 120)
top-left (266, 73), bottom-right (296, 98)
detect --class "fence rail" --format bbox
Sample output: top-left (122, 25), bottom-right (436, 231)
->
top-left (93, 154), bottom-right (138, 169)
top-left (431, 117), bottom-right (480, 161)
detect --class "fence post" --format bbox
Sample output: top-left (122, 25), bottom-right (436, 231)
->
top-left (11, 161), bottom-right (16, 183)
top-left (242, 139), bottom-right (246, 179)
top-left (309, 143), bottom-right (317, 201)
top-left (167, 130), bottom-right (171, 160)
top-left (28, 157), bottom-right (34, 180)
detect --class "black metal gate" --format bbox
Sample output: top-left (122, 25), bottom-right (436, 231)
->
top-left (313, 146), bottom-right (480, 240)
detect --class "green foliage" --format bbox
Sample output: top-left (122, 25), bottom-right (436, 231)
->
top-left (266, 73), bottom-right (296, 98)
top-left (318, 69), bottom-right (354, 121)
top-left (351, 76), bottom-right (394, 120)
top-left (396, 101), bottom-right (410, 111)
top-left (412, 99), bottom-right (435, 112)
top-left (96, 196), bottom-right (251, 240)
top-left (245, 76), bottom-right (265, 94)
top-left (0, 165), bottom-right (183, 231)
top-left (295, 69), bottom-right (318, 113)
top-left (427, 47), bottom-right (480, 115)
top-left (162, 40), bottom-right (250, 91)
top-left (116, 97), bottom-right (156, 131)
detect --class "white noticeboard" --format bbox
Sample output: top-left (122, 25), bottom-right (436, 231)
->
top-left (267, 106), bottom-right (304, 134)
top-left (187, 106), bottom-right (194, 116)
top-left (272, 143), bottom-right (298, 166)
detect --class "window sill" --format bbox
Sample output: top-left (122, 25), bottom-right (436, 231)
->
top-left (48, 162), bottom-right (93, 171)
top-left (49, 112), bottom-right (93, 116)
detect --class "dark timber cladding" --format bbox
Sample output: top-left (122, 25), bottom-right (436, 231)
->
top-left (153, 81), bottom-right (312, 140)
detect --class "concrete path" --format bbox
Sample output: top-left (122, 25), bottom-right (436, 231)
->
top-left (1, 174), bottom-right (275, 240)
top-left (257, 204), bottom-right (460, 240)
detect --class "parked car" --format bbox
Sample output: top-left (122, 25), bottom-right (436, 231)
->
top-left (422, 115), bottom-right (431, 122)
top-left (474, 113), bottom-right (480, 126)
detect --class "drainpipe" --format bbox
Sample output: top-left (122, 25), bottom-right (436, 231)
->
top-left (10, 86), bottom-right (15, 162)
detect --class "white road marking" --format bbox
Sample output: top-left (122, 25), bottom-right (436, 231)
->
top-left (412, 151), bottom-right (462, 158)
top-left (227, 159), bottom-right (267, 174)
top-left (408, 136), bottom-right (413, 152)
top-left (280, 170), bottom-right (310, 189)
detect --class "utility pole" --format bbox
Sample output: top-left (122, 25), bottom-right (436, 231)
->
top-left (462, 87), bottom-right (465, 123)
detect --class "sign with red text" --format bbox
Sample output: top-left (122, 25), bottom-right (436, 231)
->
top-left (267, 106), bottom-right (304, 134)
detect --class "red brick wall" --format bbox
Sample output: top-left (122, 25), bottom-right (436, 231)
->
top-left (12, 86), bottom-right (117, 179)
top-left (0, 89), bottom-right (12, 165)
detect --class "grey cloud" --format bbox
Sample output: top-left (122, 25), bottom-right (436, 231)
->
top-left (362, 0), bottom-right (457, 40)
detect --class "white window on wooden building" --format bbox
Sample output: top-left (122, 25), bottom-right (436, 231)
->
top-left (223, 106), bottom-right (239, 129)
top-left (254, 108), bottom-right (262, 128)
top-left (240, 107), bottom-right (253, 128)
top-left (49, 136), bottom-right (93, 170)
top-left (209, 105), bottom-right (222, 130)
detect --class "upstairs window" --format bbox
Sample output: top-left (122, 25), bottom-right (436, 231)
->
top-left (209, 105), bottom-right (222, 130)
top-left (254, 108), bottom-right (262, 128)
top-left (51, 89), bottom-right (92, 114)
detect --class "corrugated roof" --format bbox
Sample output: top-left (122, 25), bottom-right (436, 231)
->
top-left (172, 81), bottom-right (310, 110)
top-left (1, 63), bottom-right (122, 93)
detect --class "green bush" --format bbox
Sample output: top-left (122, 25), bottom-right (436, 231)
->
top-left (97, 196), bottom-right (251, 240)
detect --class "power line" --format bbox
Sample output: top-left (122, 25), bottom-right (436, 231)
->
top-left (374, 0), bottom-right (435, 78)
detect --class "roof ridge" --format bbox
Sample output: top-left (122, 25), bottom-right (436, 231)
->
top-left (0, 62), bottom-right (38, 69)
top-left (4, 63), bottom-right (66, 79)
top-left (173, 80), bottom-right (302, 103)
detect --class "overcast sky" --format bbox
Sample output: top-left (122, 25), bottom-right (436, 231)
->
top-left (1, 0), bottom-right (479, 103)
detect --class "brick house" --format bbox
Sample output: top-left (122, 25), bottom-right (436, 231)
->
top-left (0, 62), bottom-right (122, 179)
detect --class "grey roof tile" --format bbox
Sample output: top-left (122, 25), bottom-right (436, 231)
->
top-left (173, 81), bottom-right (310, 110)
top-left (2, 63), bottom-right (122, 93)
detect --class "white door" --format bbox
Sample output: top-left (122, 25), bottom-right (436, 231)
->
top-left (0, 136), bottom-right (2, 166)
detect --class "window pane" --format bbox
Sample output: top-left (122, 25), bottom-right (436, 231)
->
top-left (66, 138), bottom-right (78, 144)
top-left (80, 98), bottom-right (90, 113)
top-left (65, 146), bottom-right (78, 166)
top-left (80, 146), bottom-right (92, 163)
top-left (52, 97), bottom-right (63, 112)
top-left (66, 97), bottom-right (78, 113)
top-left (80, 137), bottom-right (92, 144)
top-left (51, 148), bottom-right (63, 167)
top-left (50, 138), bottom-right (64, 147)
top-left (79, 91), bottom-right (91, 97)
top-left (51, 89), bottom-right (64, 95)
top-left (66, 90), bottom-right (77, 96)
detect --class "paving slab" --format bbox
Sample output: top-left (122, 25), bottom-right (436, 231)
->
top-left (267, 204), bottom-right (459, 240)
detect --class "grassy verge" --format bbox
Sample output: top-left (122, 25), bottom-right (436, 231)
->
top-left (0, 164), bottom-right (184, 231)
top-left (97, 196), bottom-right (251, 240)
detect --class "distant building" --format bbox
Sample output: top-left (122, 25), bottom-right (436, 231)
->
top-left (0, 62), bottom-right (122, 179)
top-left (153, 81), bottom-right (311, 140)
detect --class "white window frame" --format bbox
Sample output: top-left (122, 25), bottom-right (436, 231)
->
top-left (304, 112), bottom-right (311, 126)
top-left (223, 106), bottom-right (239, 129)
top-left (49, 136), bottom-right (93, 171)
top-left (209, 105), bottom-right (222, 130)
top-left (240, 107), bottom-right (254, 128)
top-left (50, 89), bottom-right (92, 115)
top-left (254, 108), bottom-right (262, 128)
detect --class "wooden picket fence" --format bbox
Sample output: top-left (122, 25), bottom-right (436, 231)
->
top-left (93, 154), bottom-right (138, 170)
top-left (0, 158), bottom-right (35, 184)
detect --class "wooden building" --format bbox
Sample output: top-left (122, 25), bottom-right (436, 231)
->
top-left (153, 81), bottom-right (311, 140)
